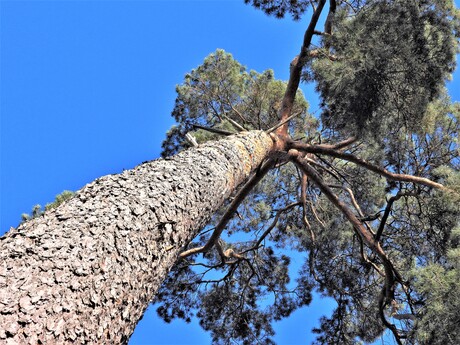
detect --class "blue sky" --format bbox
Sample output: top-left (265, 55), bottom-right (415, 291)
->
top-left (1, 1), bottom-right (459, 344)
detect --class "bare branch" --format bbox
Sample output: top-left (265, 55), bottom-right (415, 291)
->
top-left (221, 112), bottom-right (248, 132)
top-left (306, 157), bottom-right (342, 181)
top-left (193, 124), bottom-right (234, 136)
top-left (266, 110), bottom-right (303, 134)
top-left (392, 313), bottom-right (417, 321)
top-left (329, 184), bottom-right (364, 217)
top-left (242, 202), bottom-right (301, 254)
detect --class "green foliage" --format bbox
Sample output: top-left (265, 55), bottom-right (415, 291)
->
top-left (244, 0), bottom-right (312, 20)
top-left (156, 1), bottom-right (460, 344)
top-left (410, 227), bottom-right (460, 344)
top-left (313, 0), bottom-right (459, 139)
top-left (21, 190), bottom-right (75, 223)
top-left (161, 49), bottom-right (314, 157)
top-left (156, 239), bottom-right (313, 344)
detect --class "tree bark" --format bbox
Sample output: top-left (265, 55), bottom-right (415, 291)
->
top-left (0, 131), bottom-right (274, 344)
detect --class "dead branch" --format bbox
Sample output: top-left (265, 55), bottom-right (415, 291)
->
top-left (266, 111), bottom-right (303, 134)
top-left (221, 113), bottom-right (248, 132)
top-left (193, 124), bottom-right (234, 136)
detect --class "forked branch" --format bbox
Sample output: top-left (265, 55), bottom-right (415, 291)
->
top-left (242, 202), bottom-right (302, 254)
top-left (288, 141), bottom-right (447, 190)
top-left (375, 191), bottom-right (418, 242)
top-left (291, 150), bottom-right (405, 342)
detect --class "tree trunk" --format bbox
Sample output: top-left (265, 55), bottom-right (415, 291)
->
top-left (0, 131), bottom-right (274, 344)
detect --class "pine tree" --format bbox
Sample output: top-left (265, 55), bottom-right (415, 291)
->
top-left (158, 1), bottom-right (460, 343)
top-left (1, 1), bottom-right (459, 344)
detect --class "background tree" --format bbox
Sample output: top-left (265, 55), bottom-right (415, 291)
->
top-left (20, 191), bottom-right (75, 223)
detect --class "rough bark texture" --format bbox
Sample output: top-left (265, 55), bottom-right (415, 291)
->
top-left (0, 131), bottom-right (274, 344)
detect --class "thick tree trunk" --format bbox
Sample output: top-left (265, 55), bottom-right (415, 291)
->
top-left (0, 131), bottom-right (274, 344)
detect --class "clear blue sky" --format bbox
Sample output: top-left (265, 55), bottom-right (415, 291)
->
top-left (1, 1), bottom-right (459, 344)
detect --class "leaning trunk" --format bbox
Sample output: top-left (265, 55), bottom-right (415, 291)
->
top-left (0, 131), bottom-right (274, 344)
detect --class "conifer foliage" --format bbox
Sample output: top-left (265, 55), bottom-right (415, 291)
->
top-left (158, 1), bottom-right (460, 343)
top-left (3, 1), bottom-right (459, 344)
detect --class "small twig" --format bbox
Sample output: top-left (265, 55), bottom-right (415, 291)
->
top-left (329, 185), bottom-right (364, 217)
top-left (359, 211), bottom-right (382, 222)
top-left (266, 111), bottom-right (303, 134)
top-left (241, 202), bottom-right (301, 255)
top-left (185, 133), bottom-right (199, 147)
top-left (306, 158), bottom-right (341, 181)
top-left (375, 191), bottom-right (418, 241)
top-left (392, 313), bottom-right (417, 321)
top-left (193, 124), bottom-right (234, 136)
top-left (314, 154), bottom-right (352, 184)
top-left (308, 199), bottom-right (326, 228)
top-left (221, 113), bottom-right (248, 132)
top-left (308, 49), bottom-right (337, 61)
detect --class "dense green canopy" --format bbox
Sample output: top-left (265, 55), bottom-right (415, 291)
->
top-left (158, 1), bottom-right (460, 344)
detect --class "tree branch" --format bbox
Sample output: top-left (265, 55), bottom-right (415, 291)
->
top-left (320, 136), bottom-right (358, 150)
top-left (290, 150), bottom-right (398, 297)
top-left (289, 141), bottom-right (447, 190)
top-left (375, 191), bottom-right (418, 242)
top-left (325, 0), bottom-right (336, 37)
top-left (276, 0), bottom-right (326, 137)
top-left (242, 202), bottom-right (301, 254)
top-left (330, 185), bottom-right (364, 217)
top-left (193, 124), bottom-right (234, 136)
top-left (180, 159), bottom-right (275, 258)
top-left (266, 111), bottom-right (303, 134)
top-left (292, 151), bottom-right (414, 342)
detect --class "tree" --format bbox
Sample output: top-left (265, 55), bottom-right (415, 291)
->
top-left (0, 131), bottom-right (274, 343)
top-left (20, 191), bottom-right (75, 223)
top-left (1, 1), bottom-right (459, 344)
top-left (156, 1), bottom-right (460, 344)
